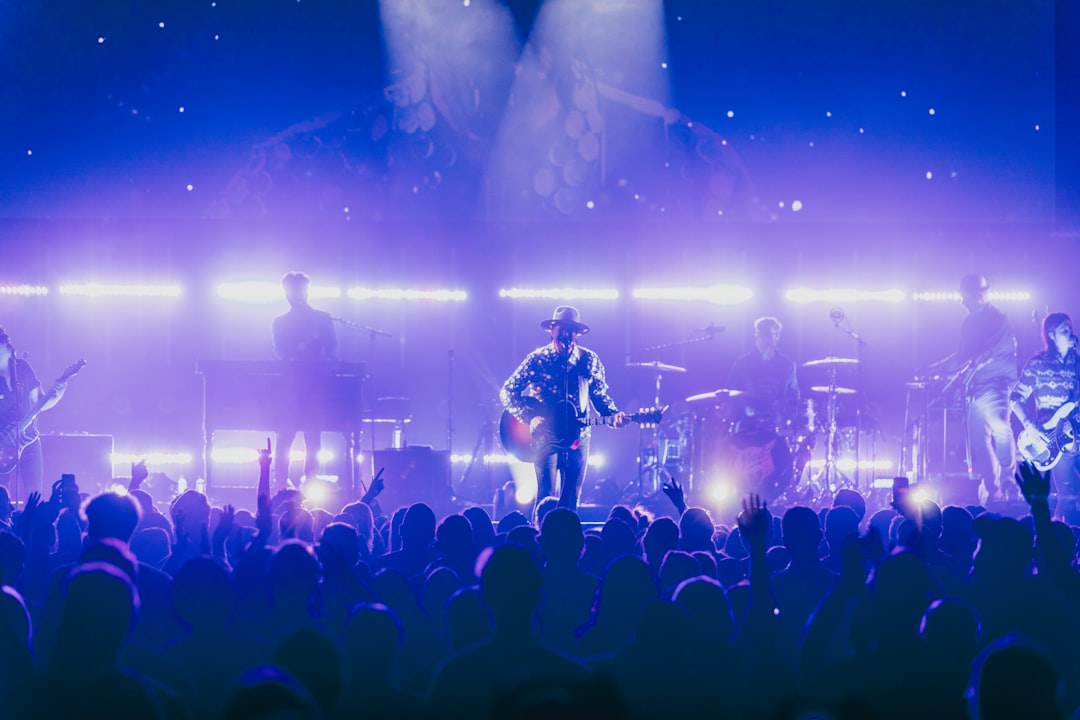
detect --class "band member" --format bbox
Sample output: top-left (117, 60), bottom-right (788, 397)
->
top-left (0, 326), bottom-right (67, 497)
top-left (500, 306), bottom-right (628, 512)
top-left (728, 316), bottom-right (800, 432)
top-left (1010, 312), bottom-right (1080, 523)
top-left (924, 274), bottom-right (1017, 503)
top-left (272, 272), bottom-right (337, 489)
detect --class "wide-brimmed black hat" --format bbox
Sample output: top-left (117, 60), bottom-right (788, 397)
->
top-left (540, 305), bottom-right (590, 334)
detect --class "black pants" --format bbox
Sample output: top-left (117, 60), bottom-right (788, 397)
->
top-left (1052, 451), bottom-right (1080, 525)
top-left (274, 429), bottom-right (322, 487)
top-left (534, 437), bottom-right (589, 512)
top-left (0, 437), bottom-right (43, 501)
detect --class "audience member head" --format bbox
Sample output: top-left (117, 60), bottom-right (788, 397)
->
top-left (534, 496), bottom-right (559, 528)
top-left (170, 489), bottom-right (211, 542)
top-left (85, 491), bottom-right (142, 544)
top-left (539, 508), bottom-right (584, 565)
top-left (969, 636), bottom-right (1060, 720)
top-left (401, 503), bottom-right (437, 550)
top-left (679, 507), bottom-right (716, 552)
top-left (832, 488), bottom-right (866, 523)
top-left (130, 527), bottom-right (170, 568)
top-left (463, 506), bottom-right (497, 550)
top-left (782, 506), bottom-right (822, 559)
top-left (824, 505), bottom-right (859, 553)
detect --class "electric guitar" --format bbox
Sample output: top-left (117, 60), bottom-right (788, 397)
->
top-left (0, 359), bottom-right (85, 474)
top-left (499, 398), bottom-right (665, 463)
top-left (1017, 401), bottom-right (1080, 471)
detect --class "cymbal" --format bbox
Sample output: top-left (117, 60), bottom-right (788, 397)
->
top-left (803, 356), bottom-right (860, 368)
top-left (810, 385), bottom-right (857, 395)
top-left (685, 388), bottom-right (743, 402)
top-left (626, 361), bottom-right (687, 373)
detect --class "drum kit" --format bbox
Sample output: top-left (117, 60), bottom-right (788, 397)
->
top-left (628, 355), bottom-right (863, 507)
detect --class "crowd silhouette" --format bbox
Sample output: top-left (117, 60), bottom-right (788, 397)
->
top-left (0, 446), bottom-right (1076, 719)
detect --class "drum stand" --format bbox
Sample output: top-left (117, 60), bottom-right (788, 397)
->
top-left (811, 381), bottom-right (853, 500)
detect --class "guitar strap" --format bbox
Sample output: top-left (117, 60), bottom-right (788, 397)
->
top-left (577, 374), bottom-right (588, 420)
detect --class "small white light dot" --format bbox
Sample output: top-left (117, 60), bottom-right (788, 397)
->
top-left (464, 0), bottom-right (470, 5)
top-left (586, 200), bottom-right (595, 209)
top-left (928, 107), bottom-right (936, 115)
top-left (26, 150), bottom-right (32, 156)
top-left (677, 16), bottom-right (682, 21)
top-left (726, 110), bottom-right (734, 118)
top-left (211, 1), bottom-right (216, 6)
top-left (186, 184), bottom-right (194, 191)
top-left (634, 194), bottom-right (640, 200)
top-left (826, 111), bottom-right (832, 118)
top-left (98, 36), bottom-right (105, 44)
top-left (721, 139), bottom-right (727, 146)
top-left (925, 171), bottom-right (933, 180)
top-left (900, 90), bottom-right (907, 97)
top-left (178, 106), bottom-right (185, 113)
top-left (717, 210), bottom-right (723, 216)
top-left (859, 127), bottom-right (865, 134)
top-left (950, 171), bottom-right (957, 178)
top-left (809, 141), bottom-right (814, 147)
top-left (792, 200), bottom-right (803, 212)
top-left (664, 162), bottom-right (670, 168)
top-left (1035, 124), bottom-right (1040, 131)
top-left (214, 34), bottom-right (220, 40)
top-left (778, 201), bottom-right (785, 208)
top-left (412, 186), bottom-right (419, 193)
top-left (158, 21), bottom-right (165, 28)
top-left (661, 62), bottom-right (668, 69)
top-left (131, 108), bottom-right (138, 115)
top-left (344, 207), bottom-right (350, 213)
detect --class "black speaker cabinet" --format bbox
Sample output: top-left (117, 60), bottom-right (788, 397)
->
top-left (370, 447), bottom-right (452, 516)
top-left (40, 434), bottom-right (115, 494)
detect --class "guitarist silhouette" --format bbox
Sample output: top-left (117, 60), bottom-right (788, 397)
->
top-left (0, 328), bottom-right (72, 499)
top-left (1011, 312), bottom-right (1080, 523)
top-left (920, 275), bottom-right (1018, 505)
top-left (500, 306), bottom-right (628, 513)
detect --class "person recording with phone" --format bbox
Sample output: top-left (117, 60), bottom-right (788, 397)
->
top-left (1010, 312), bottom-right (1080, 524)
top-left (500, 306), bottom-right (628, 513)
top-left (0, 326), bottom-right (67, 498)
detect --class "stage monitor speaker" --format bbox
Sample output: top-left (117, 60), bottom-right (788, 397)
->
top-left (370, 447), bottom-right (452, 516)
top-left (40, 434), bottom-right (114, 495)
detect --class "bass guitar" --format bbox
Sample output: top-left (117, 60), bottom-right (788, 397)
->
top-left (0, 359), bottom-right (86, 474)
top-left (1017, 401), bottom-right (1080, 471)
top-left (499, 398), bottom-right (665, 463)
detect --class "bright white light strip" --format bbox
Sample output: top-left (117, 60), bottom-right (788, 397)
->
top-left (785, 288), bottom-right (905, 303)
top-left (347, 287), bottom-right (467, 301)
top-left (212, 447), bottom-right (335, 464)
top-left (111, 452), bottom-right (193, 465)
top-left (911, 290), bottom-right (1032, 302)
top-left (0, 285), bottom-right (49, 296)
top-left (59, 283), bottom-right (182, 297)
top-left (499, 288), bottom-right (619, 300)
top-left (809, 458), bottom-right (894, 472)
top-left (632, 284), bottom-right (753, 305)
top-left (216, 282), bottom-right (341, 303)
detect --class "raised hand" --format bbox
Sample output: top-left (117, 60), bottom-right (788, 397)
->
top-left (362, 467), bottom-right (385, 505)
top-left (737, 494), bottom-right (770, 548)
top-left (661, 476), bottom-right (686, 514)
top-left (255, 493), bottom-right (272, 540)
top-left (129, 459), bottom-right (149, 491)
top-left (1015, 460), bottom-right (1051, 504)
top-left (258, 438), bottom-right (272, 473)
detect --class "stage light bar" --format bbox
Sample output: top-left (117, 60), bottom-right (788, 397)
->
top-left (217, 282), bottom-right (341, 303)
top-left (111, 452), bottom-right (193, 466)
top-left (785, 288), bottom-right (905, 304)
top-left (59, 283), bottom-right (182, 297)
top-left (451, 453), bottom-right (516, 464)
top-left (499, 288), bottom-right (620, 300)
top-left (0, 285), bottom-right (49, 296)
top-left (632, 284), bottom-right (753, 305)
top-left (911, 290), bottom-right (1032, 302)
top-left (346, 288), bottom-right (467, 301)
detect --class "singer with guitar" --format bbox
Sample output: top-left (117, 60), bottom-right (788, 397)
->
top-left (0, 327), bottom-right (70, 498)
top-left (1011, 312), bottom-right (1080, 523)
top-left (920, 274), bottom-right (1018, 504)
top-left (500, 306), bottom-right (628, 513)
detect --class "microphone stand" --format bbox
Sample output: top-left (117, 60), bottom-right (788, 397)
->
top-left (629, 325), bottom-right (723, 357)
top-left (332, 317), bottom-right (392, 496)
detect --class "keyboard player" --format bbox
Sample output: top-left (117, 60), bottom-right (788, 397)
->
top-left (272, 271), bottom-right (337, 489)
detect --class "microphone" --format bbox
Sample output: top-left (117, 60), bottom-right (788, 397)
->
top-left (695, 322), bottom-right (725, 336)
top-left (829, 307), bottom-right (845, 326)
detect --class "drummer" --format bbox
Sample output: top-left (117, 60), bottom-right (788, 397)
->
top-left (728, 316), bottom-right (801, 432)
